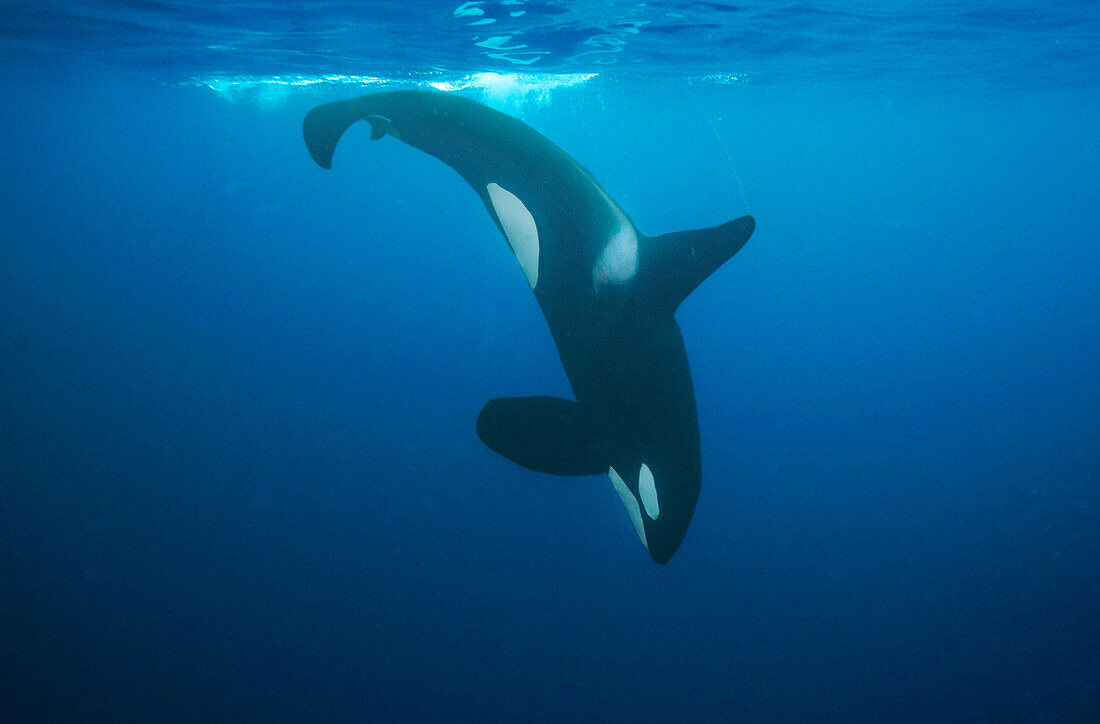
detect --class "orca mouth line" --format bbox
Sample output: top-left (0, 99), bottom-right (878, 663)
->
top-left (303, 89), bottom-right (755, 564)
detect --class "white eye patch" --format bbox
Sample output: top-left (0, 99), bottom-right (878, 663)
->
top-left (638, 463), bottom-right (659, 520)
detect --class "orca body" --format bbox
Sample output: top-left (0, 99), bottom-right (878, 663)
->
top-left (303, 90), bottom-right (754, 563)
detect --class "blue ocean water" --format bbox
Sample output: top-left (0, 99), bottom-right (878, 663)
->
top-left (1, 1), bottom-right (1098, 720)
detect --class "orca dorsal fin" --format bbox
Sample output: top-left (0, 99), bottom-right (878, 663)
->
top-left (644, 215), bottom-right (755, 313)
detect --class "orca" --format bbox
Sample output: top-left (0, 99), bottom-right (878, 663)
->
top-left (303, 90), bottom-right (754, 563)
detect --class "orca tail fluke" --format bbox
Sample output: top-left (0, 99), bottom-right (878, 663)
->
top-left (303, 100), bottom-right (359, 169)
top-left (646, 215), bottom-right (755, 313)
top-left (303, 97), bottom-right (399, 169)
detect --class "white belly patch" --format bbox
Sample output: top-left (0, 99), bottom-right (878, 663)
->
top-left (609, 466), bottom-right (648, 549)
top-left (486, 182), bottom-right (540, 289)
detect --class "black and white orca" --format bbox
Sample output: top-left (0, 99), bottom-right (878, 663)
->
top-left (303, 90), bottom-right (755, 563)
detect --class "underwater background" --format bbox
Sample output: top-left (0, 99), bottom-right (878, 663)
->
top-left (2, 1), bottom-right (1098, 720)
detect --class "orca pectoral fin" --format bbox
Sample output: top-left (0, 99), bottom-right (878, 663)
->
top-left (476, 397), bottom-right (607, 476)
top-left (647, 215), bottom-right (755, 312)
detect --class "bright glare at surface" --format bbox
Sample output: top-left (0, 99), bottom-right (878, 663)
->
top-left (187, 74), bottom-right (395, 103)
top-left (189, 71), bottom-right (598, 105)
top-left (428, 72), bottom-right (597, 103)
